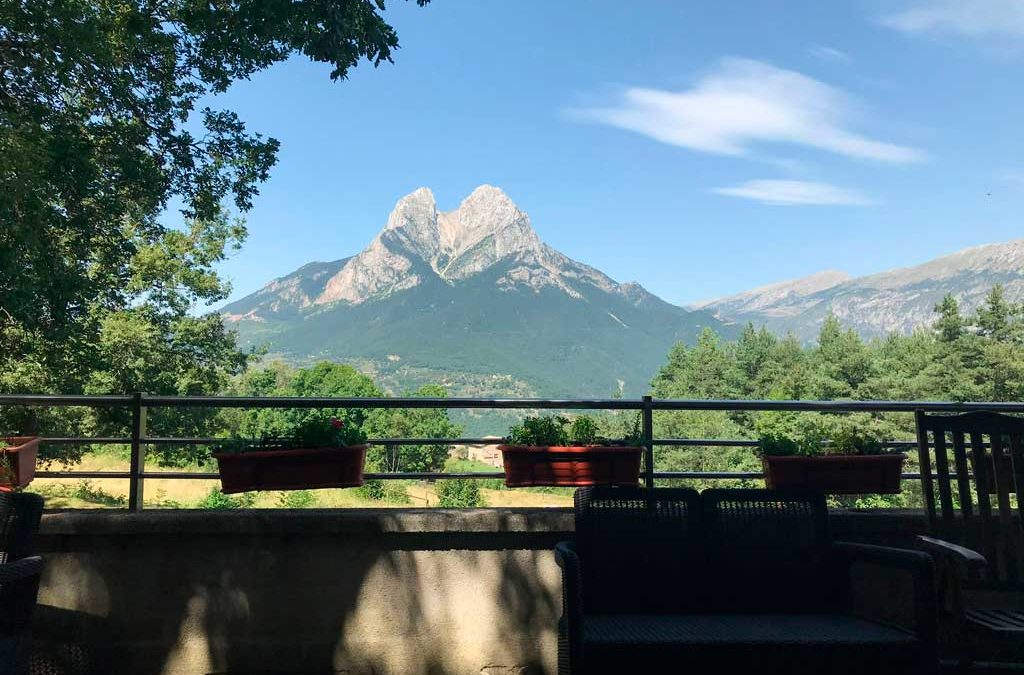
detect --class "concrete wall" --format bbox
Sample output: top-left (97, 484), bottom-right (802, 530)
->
top-left (33, 508), bottom-right (929, 675)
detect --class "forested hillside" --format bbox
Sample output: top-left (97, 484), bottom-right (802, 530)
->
top-left (648, 285), bottom-right (1024, 506)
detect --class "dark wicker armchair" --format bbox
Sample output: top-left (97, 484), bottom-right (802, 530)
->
top-left (556, 487), bottom-right (938, 675)
top-left (1, 492), bottom-right (45, 675)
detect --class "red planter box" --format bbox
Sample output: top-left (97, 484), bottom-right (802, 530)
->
top-left (498, 445), bottom-right (642, 488)
top-left (763, 453), bottom-right (906, 495)
top-left (213, 445), bottom-right (368, 494)
top-left (0, 436), bottom-right (41, 490)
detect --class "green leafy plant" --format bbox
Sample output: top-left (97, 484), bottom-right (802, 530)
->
top-left (755, 412), bottom-right (889, 457)
top-left (828, 416), bottom-right (887, 456)
top-left (570, 417), bottom-right (600, 445)
top-left (508, 416), bottom-right (570, 445)
top-left (0, 448), bottom-right (16, 490)
top-left (216, 413), bottom-right (367, 454)
top-left (506, 415), bottom-right (635, 446)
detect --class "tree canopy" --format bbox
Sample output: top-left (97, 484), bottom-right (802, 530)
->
top-left (1, 0), bottom-right (427, 449)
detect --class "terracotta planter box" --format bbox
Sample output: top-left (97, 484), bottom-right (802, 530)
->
top-left (0, 436), bottom-right (41, 490)
top-left (498, 445), bottom-right (642, 488)
top-left (762, 453), bottom-right (906, 495)
top-left (213, 445), bottom-right (368, 494)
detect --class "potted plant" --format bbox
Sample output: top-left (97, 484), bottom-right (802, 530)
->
top-left (213, 415), bottom-right (368, 493)
top-left (757, 413), bottom-right (905, 495)
top-left (498, 415), bottom-right (642, 487)
top-left (0, 436), bottom-right (41, 491)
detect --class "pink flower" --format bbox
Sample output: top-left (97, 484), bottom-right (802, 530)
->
top-left (329, 418), bottom-right (344, 429)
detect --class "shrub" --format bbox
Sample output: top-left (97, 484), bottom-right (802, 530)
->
top-left (197, 487), bottom-right (256, 509)
top-left (436, 479), bottom-right (485, 507)
top-left (276, 490), bottom-right (317, 508)
top-left (355, 479), bottom-right (411, 504)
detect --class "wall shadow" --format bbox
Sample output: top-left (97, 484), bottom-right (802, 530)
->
top-left (32, 508), bottom-right (571, 675)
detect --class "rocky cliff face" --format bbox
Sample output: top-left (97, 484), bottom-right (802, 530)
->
top-left (697, 239), bottom-right (1024, 340)
top-left (233, 184), bottom-right (652, 313)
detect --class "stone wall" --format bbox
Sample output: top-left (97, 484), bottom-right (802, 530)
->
top-left (33, 508), bottom-right (928, 675)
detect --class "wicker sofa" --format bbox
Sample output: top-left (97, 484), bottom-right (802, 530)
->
top-left (555, 488), bottom-right (938, 675)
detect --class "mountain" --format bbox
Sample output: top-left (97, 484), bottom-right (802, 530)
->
top-left (222, 185), bottom-right (728, 398)
top-left (695, 239), bottom-right (1024, 340)
top-left (690, 270), bottom-right (851, 319)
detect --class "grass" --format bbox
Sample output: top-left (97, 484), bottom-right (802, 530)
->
top-left (26, 450), bottom-right (575, 509)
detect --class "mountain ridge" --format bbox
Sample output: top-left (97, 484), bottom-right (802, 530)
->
top-left (697, 238), bottom-right (1024, 339)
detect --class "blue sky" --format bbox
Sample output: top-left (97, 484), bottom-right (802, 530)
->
top-left (203, 0), bottom-right (1024, 308)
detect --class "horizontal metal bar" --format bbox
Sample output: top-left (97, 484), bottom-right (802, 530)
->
top-left (365, 472), bottom-right (506, 480)
top-left (141, 396), bottom-right (644, 410)
top-left (0, 394), bottom-right (133, 407)
top-left (34, 437), bottom-right (983, 455)
top-left (36, 471), bottom-right (132, 479)
top-left (136, 438), bottom-right (503, 448)
top-left (7, 394), bottom-right (1022, 413)
top-left (654, 439), bottom-right (760, 447)
top-left (651, 399), bottom-right (1024, 413)
top-left (35, 436), bottom-right (961, 450)
top-left (30, 469), bottom-right (951, 482)
top-left (653, 471), bottom-right (765, 479)
top-left (41, 438), bottom-right (131, 445)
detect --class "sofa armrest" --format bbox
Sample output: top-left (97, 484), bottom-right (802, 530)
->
top-left (916, 535), bottom-right (987, 579)
top-left (832, 542), bottom-right (936, 656)
top-left (554, 540), bottom-right (583, 675)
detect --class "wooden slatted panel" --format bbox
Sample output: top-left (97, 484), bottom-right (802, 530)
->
top-left (951, 431), bottom-right (974, 519)
top-left (992, 434), bottom-right (1018, 586)
top-left (916, 411), bottom-right (938, 533)
top-left (1011, 434), bottom-right (1024, 582)
top-left (970, 431), bottom-right (996, 566)
top-left (933, 429), bottom-right (956, 535)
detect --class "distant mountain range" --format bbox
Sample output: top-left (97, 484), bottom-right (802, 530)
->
top-left (222, 185), bottom-right (727, 398)
top-left (223, 185), bottom-right (1024, 399)
top-left (693, 239), bottom-right (1024, 340)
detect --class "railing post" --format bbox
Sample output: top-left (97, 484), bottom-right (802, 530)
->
top-left (642, 395), bottom-right (654, 490)
top-left (128, 392), bottom-right (147, 512)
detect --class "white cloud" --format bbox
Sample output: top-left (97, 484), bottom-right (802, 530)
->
top-left (808, 45), bottom-right (851, 62)
top-left (578, 58), bottom-right (922, 163)
top-left (711, 180), bottom-right (874, 206)
top-left (881, 0), bottom-right (1024, 38)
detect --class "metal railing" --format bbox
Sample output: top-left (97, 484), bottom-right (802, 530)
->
top-left (2, 393), bottom-right (1023, 511)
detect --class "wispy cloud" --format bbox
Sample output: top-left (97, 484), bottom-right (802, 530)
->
top-left (880, 0), bottom-right (1024, 38)
top-left (576, 58), bottom-right (922, 163)
top-left (711, 180), bottom-right (874, 206)
top-left (808, 45), bottom-right (851, 62)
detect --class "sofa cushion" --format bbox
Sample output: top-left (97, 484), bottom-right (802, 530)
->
top-left (575, 487), bottom-right (705, 614)
top-left (701, 489), bottom-right (841, 613)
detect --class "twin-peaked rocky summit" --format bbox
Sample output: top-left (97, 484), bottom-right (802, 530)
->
top-left (222, 185), bottom-right (725, 398)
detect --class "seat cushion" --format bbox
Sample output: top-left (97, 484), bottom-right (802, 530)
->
top-left (583, 614), bottom-right (923, 675)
